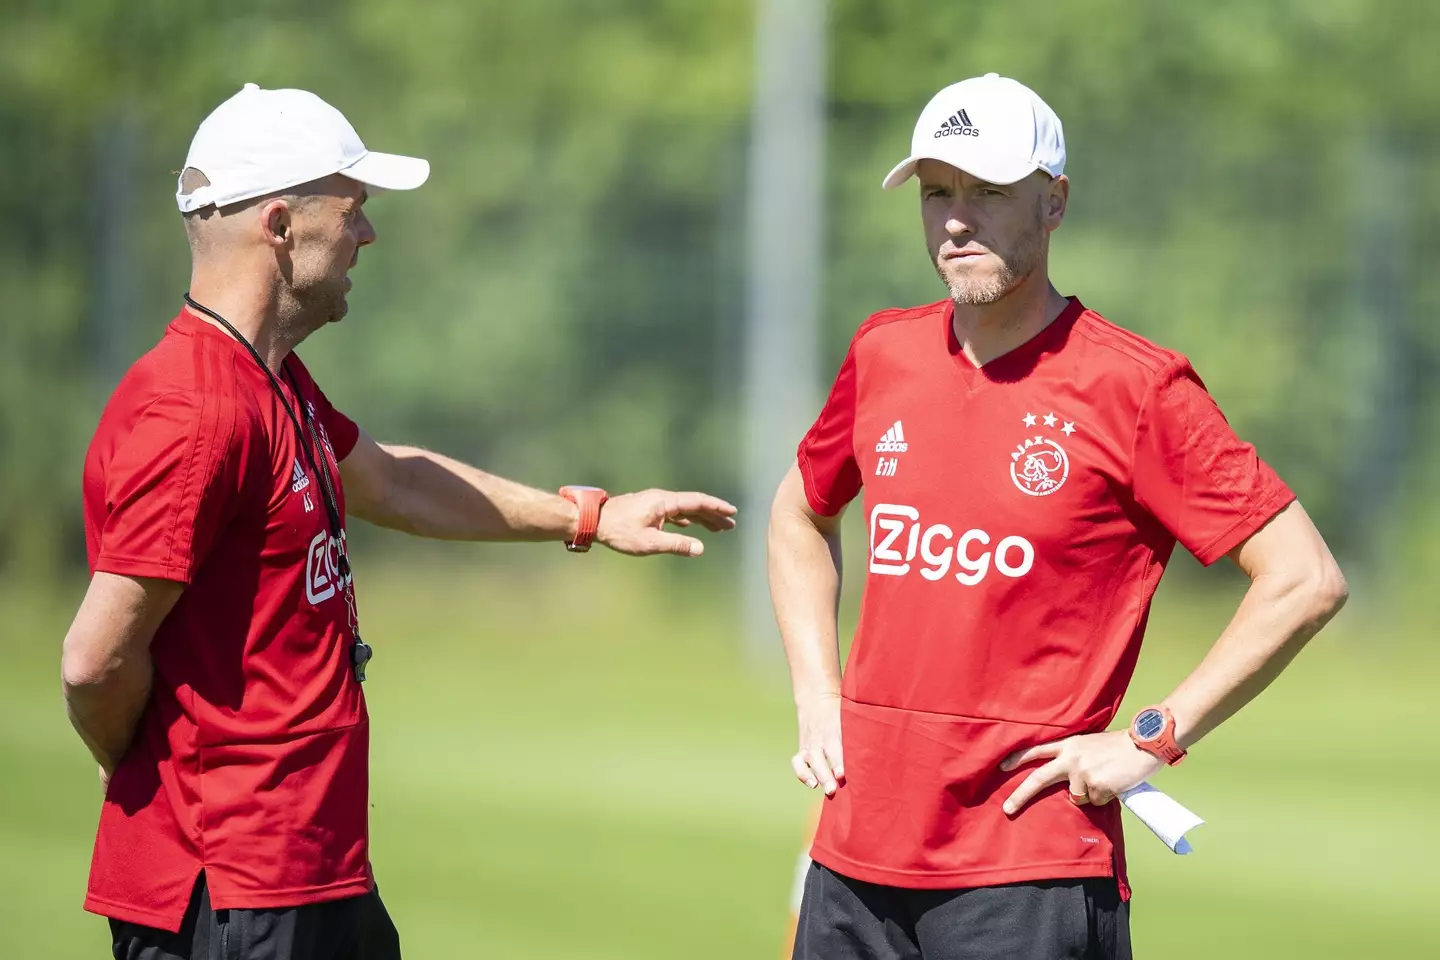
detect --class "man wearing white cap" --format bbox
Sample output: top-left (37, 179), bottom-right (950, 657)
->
top-left (769, 74), bottom-right (1346, 958)
top-left (62, 84), bottom-right (737, 959)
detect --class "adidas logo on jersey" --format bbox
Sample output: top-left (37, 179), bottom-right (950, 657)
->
top-left (933, 108), bottom-right (979, 138)
top-left (875, 421), bottom-right (909, 453)
top-left (290, 457), bottom-right (311, 494)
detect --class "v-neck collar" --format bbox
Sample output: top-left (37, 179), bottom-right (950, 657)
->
top-left (945, 296), bottom-right (1084, 390)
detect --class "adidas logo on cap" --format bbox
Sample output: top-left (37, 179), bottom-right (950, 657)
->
top-left (933, 108), bottom-right (979, 138)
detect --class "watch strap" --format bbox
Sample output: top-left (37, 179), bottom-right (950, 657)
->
top-left (559, 486), bottom-right (608, 553)
top-left (1128, 705), bottom-right (1187, 766)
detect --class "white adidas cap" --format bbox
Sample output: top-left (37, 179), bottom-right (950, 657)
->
top-left (881, 73), bottom-right (1065, 190)
top-left (176, 83), bottom-right (430, 212)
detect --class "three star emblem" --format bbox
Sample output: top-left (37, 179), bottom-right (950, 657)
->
top-left (1023, 411), bottom-right (1076, 436)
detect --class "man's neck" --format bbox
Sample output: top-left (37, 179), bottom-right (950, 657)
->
top-left (185, 276), bottom-right (296, 374)
top-left (952, 274), bottom-right (1071, 368)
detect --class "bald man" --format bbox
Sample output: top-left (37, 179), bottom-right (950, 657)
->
top-left (64, 84), bottom-right (736, 960)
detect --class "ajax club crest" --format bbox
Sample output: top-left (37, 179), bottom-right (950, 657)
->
top-left (1010, 412), bottom-right (1075, 497)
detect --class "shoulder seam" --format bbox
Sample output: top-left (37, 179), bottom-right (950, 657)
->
top-left (851, 300), bottom-right (949, 348)
top-left (1071, 314), bottom-right (1183, 377)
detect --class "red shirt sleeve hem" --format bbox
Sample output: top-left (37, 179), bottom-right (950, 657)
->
top-left (1190, 487), bottom-right (1297, 566)
top-left (328, 413), bottom-right (360, 462)
top-left (94, 554), bottom-right (194, 585)
top-left (797, 447), bottom-right (847, 517)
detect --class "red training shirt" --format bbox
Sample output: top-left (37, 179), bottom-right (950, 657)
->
top-left (82, 308), bottom-right (368, 931)
top-left (798, 297), bottom-right (1294, 895)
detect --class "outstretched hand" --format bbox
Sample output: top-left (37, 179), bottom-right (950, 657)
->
top-left (598, 489), bottom-right (737, 557)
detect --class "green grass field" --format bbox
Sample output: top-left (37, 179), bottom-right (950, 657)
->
top-left (2, 558), bottom-right (1434, 957)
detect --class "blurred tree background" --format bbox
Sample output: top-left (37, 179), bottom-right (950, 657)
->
top-left (4, 3), bottom-right (1439, 957)
top-left (4, 0), bottom-right (1439, 598)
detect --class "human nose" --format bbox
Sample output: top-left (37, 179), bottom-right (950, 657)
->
top-left (944, 200), bottom-right (976, 240)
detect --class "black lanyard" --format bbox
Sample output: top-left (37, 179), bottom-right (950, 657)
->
top-left (183, 293), bottom-right (373, 682)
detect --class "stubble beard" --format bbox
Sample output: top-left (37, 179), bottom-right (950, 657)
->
top-left (937, 209), bottom-right (1046, 307)
top-left (277, 275), bottom-right (347, 350)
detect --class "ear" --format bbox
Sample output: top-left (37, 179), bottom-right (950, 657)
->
top-left (1043, 175), bottom-right (1069, 230)
top-left (258, 198), bottom-right (293, 248)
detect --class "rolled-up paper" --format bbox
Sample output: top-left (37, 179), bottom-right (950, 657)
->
top-left (1119, 781), bottom-right (1204, 854)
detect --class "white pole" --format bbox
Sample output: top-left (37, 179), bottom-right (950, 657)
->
top-left (89, 106), bottom-right (141, 395)
top-left (741, 0), bottom-right (827, 665)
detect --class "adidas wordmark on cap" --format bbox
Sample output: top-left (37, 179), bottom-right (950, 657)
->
top-left (177, 83), bottom-right (430, 212)
top-left (881, 73), bottom-right (1065, 189)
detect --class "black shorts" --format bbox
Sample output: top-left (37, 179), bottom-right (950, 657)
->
top-left (108, 872), bottom-right (401, 960)
top-left (793, 862), bottom-right (1131, 960)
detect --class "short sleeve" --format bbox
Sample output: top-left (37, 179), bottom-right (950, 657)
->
top-left (312, 384), bottom-right (360, 462)
top-left (797, 343), bottom-right (862, 516)
top-left (286, 354), bottom-right (360, 462)
top-left (96, 392), bottom-right (247, 584)
top-left (1131, 360), bottom-right (1296, 565)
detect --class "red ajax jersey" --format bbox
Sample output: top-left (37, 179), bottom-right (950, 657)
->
top-left (797, 297), bottom-right (1293, 894)
top-left (82, 309), bottom-right (368, 931)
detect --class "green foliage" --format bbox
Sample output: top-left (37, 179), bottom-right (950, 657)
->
top-left (2, 1), bottom-right (1436, 590)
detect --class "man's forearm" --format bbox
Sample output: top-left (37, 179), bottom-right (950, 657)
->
top-left (768, 502), bottom-right (845, 704)
top-left (62, 572), bottom-right (179, 776)
top-left (64, 649), bottom-right (153, 774)
top-left (372, 445), bottom-right (578, 541)
top-left (769, 466), bottom-right (851, 795)
top-left (1164, 566), bottom-right (1346, 748)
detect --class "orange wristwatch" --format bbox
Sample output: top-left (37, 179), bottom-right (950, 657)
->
top-left (1128, 705), bottom-right (1187, 766)
top-left (559, 486), bottom-right (608, 553)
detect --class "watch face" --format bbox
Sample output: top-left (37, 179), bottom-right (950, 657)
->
top-left (1134, 708), bottom-right (1167, 742)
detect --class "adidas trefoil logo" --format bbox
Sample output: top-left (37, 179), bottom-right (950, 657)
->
top-left (934, 108), bottom-right (979, 139)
